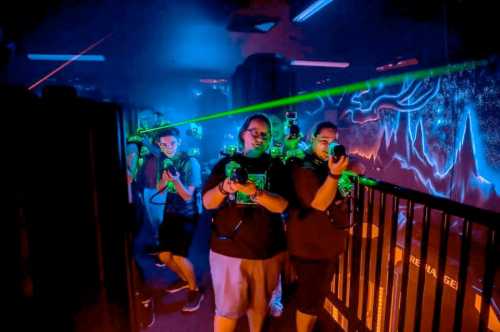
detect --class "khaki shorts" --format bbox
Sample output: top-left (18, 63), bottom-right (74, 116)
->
top-left (209, 250), bottom-right (284, 319)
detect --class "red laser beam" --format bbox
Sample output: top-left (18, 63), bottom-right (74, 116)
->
top-left (28, 33), bottom-right (112, 91)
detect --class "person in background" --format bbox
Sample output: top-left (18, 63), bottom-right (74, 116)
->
top-left (154, 127), bottom-right (204, 313)
top-left (126, 140), bottom-right (156, 328)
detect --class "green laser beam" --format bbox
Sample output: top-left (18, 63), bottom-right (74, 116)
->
top-left (138, 60), bottom-right (486, 135)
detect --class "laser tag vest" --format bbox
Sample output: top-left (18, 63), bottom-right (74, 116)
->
top-left (159, 152), bottom-right (202, 217)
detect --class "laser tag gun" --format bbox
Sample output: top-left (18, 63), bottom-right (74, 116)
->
top-left (284, 148), bottom-right (306, 163)
top-left (283, 118), bottom-right (305, 164)
top-left (237, 173), bottom-right (266, 205)
top-left (284, 111), bottom-right (300, 144)
top-left (285, 111), bottom-right (298, 128)
top-left (162, 158), bottom-right (178, 176)
top-left (220, 144), bottom-right (238, 157)
top-left (270, 145), bottom-right (283, 159)
top-left (161, 158), bottom-right (178, 193)
top-left (225, 161), bottom-right (248, 185)
top-left (136, 127), bottom-right (147, 136)
top-left (328, 142), bottom-right (352, 197)
top-left (127, 134), bottom-right (144, 144)
top-left (287, 123), bottom-right (301, 140)
top-left (337, 172), bottom-right (354, 198)
top-left (284, 112), bottom-right (303, 154)
top-left (328, 141), bottom-right (347, 163)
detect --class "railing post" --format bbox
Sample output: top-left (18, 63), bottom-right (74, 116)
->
top-left (431, 213), bottom-right (450, 332)
top-left (384, 196), bottom-right (400, 331)
top-left (372, 192), bottom-right (387, 332)
top-left (398, 200), bottom-right (415, 332)
top-left (348, 178), bottom-right (364, 332)
top-left (414, 206), bottom-right (432, 332)
top-left (453, 219), bottom-right (472, 332)
top-left (360, 188), bottom-right (375, 329)
top-left (478, 228), bottom-right (497, 331)
top-left (329, 175), bottom-right (499, 332)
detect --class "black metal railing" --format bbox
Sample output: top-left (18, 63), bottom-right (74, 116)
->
top-left (324, 175), bottom-right (499, 332)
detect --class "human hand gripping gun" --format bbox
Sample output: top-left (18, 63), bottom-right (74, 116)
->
top-left (328, 141), bottom-right (352, 198)
top-left (225, 161), bottom-right (248, 185)
top-left (161, 158), bottom-right (178, 193)
top-left (224, 161), bottom-right (265, 204)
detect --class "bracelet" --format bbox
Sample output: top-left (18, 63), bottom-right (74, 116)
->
top-left (328, 172), bottom-right (341, 180)
top-left (250, 188), bottom-right (263, 201)
top-left (218, 181), bottom-right (229, 196)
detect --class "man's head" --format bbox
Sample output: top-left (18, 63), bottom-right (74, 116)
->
top-left (238, 114), bottom-right (272, 157)
top-left (310, 121), bottom-right (338, 161)
top-left (140, 145), bottom-right (150, 157)
top-left (155, 127), bottom-right (181, 158)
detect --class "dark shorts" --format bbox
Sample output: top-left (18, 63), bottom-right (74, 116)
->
top-left (158, 213), bottom-right (198, 257)
top-left (291, 256), bottom-right (338, 316)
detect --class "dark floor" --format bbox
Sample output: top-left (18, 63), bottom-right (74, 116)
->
top-left (143, 272), bottom-right (296, 332)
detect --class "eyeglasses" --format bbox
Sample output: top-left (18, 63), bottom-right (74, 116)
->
top-left (315, 136), bottom-right (336, 145)
top-left (245, 128), bottom-right (271, 140)
top-left (158, 142), bottom-right (176, 148)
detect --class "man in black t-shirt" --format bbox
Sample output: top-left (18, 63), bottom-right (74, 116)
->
top-left (203, 114), bottom-right (289, 332)
top-left (287, 121), bottom-right (350, 332)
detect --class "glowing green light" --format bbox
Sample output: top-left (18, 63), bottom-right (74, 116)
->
top-left (358, 177), bottom-right (378, 187)
top-left (342, 170), bottom-right (378, 187)
top-left (138, 60), bottom-right (486, 135)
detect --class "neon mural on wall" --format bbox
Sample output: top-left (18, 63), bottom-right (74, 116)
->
top-left (338, 68), bottom-right (500, 212)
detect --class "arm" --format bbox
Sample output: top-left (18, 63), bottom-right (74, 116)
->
top-left (309, 175), bottom-right (340, 212)
top-left (251, 189), bottom-right (288, 213)
top-left (235, 160), bottom-right (289, 214)
top-left (203, 178), bottom-right (237, 210)
top-left (172, 177), bottom-right (195, 201)
top-left (310, 156), bottom-right (349, 211)
top-left (157, 170), bottom-right (195, 201)
top-left (236, 182), bottom-right (288, 213)
top-left (202, 158), bottom-right (234, 210)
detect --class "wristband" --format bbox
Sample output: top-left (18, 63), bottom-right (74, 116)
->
top-left (328, 172), bottom-right (341, 180)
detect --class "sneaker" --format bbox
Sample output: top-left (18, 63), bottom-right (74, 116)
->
top-left (269, 300), bottom-right (284, 317)
top-left (139, 297), bottom-right (155, 328)
top-left (181, 289), bottom-right (205, 312)
top-left (165, 280), bottom-right (189, 293)
top-left (269, 277), bottom-right (284, 317)
top-left (154, 257), bottom-right (166, 268)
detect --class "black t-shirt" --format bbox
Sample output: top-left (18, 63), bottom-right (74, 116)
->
top-left (202, 153), bottom-right (288, 259)
top-left (287, 152), bottom-right (349, 260)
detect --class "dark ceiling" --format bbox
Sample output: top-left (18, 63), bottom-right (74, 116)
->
top-left (1, 0), bottom-right (497, 96)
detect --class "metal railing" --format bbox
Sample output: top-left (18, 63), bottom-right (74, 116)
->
top-left (325, 175), bottom-right (499, 332)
